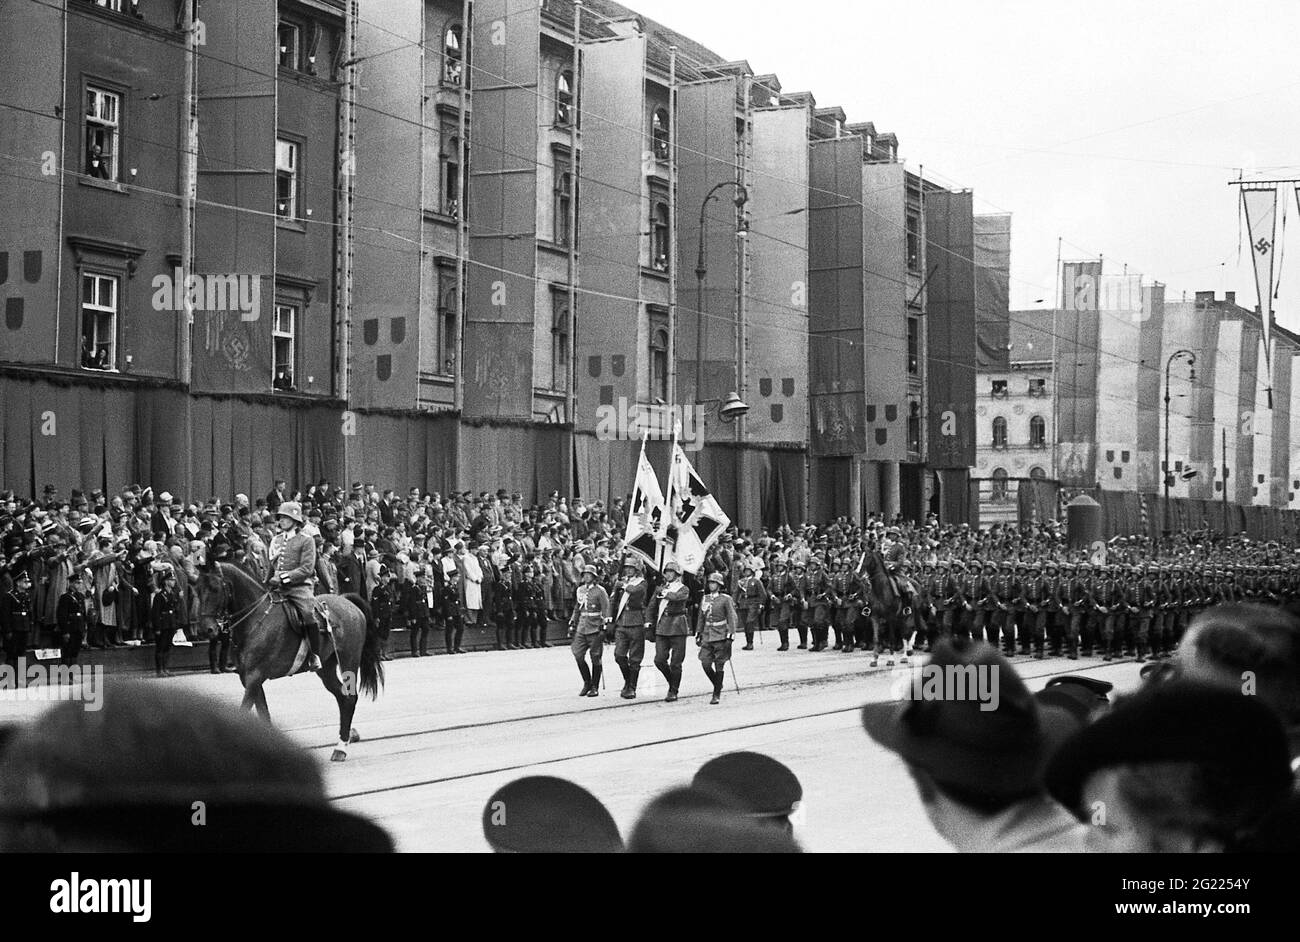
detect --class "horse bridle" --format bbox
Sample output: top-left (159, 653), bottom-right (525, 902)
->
top-left (207, 571), bottom-right (272, 635)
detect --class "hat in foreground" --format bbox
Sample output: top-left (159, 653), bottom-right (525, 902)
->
top-left (692, 751), bottom-right (803, 820)
top-left (482, 776), bottom-right (623, 853)
top-left (861, 639), bottom-right (1075, 801)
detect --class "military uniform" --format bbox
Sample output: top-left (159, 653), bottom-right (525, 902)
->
top-left (2, 574), bottom-right (33, 677)
top-left (403, 573), bottom-right (436, 656)
top-left (695, 575), bottom-right (738, 704)
top-left (651, 571), bottom-right (692, 702)
top-left (735, 568), bottom-right (767, 650)
top-left (55, 579), bottom-right (90, 667)
top-left (569, 570), bottom-right (610, 697)
top-left (805, 562), bottom-right (833, 652)
top-left (832, 562), bottom-right (863, 653)
top-left (611, 564), bottom-right (650, 699)
top-left (769, 563), bottom-right (803, 652)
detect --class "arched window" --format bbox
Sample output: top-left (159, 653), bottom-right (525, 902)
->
top-left (651, 201), bottom-right (669, 271)
top-left (651, 328), bottom-right (669, 403)
top-left (1029, 415), bottom-right (1046, 448)
top-left (651, 107), bottom-right (670, 160)
top-left (443, 24), bottom-right (463, 85)
top-left (991, 468), bottom-right (1009, 501)
top-left (992, 416), bottom-right (1007, 449)
top-left (1029, 466), bottom-right (1046, 480)
top-left (556, 69), bottom-right (574, 126)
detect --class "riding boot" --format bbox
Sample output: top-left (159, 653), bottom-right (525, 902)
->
top-left (494, 624), bottom-right (507, 651)
top-left (453, 625), bottom-right (465, 653)
top-left (624, 665), bottom-right (639, 699)
top-left (304, 620), bottom-right (324, 672)
top-left (711, 668), bottom-right (724, 704)
top-left (777, 628), bottom-right (789, 651)
top-left (615, 656), bottom-right (630, 694)
top-left (743, 629), bottom-right (754, 650)
top-left (796, 626), bottom-right (807, 649)
top-left (410, 629), bottom-right (420, 658)
top-left (577, 659), bottom-right (593, 696)
top-left (443, 626), bottom-right (455, 654)
top-left (587, 663), bottom-right (602, 697)
top-left (668, 666), bottom-right (682, 699)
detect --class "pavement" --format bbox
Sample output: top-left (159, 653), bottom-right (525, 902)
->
top-left (0, 636), bottom-right (1146, 852)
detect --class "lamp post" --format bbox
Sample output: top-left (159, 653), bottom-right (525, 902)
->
top-left (1163, 349), bottom-right (1196, 537)
top-left (694, 180), bottom-right (749, 406)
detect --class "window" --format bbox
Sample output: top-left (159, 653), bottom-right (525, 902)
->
top-left (550, 290), bottom-right (570, 391)
top-left (990, 379), bottom-right (1007, 398)
top-left (651, 107), bottom-right (670, 160)
top-left (649, 311), bottom-right (669, 403)
top-left (441, 130), bottom-right (461, 218)
top-left (1029, 466), bottom-right (1046, 480)
top-left (80, 272), bottom-right (118, 371)
top-left (85, 86), bottom-right (120, 180)
top-left (278, 22), bottom-right (300, 70)
top-left (276, 139), bottom-right (298, 219)
top-left (650, 199), bottom-right (669, 272)
top-left (553, 152), bottom-right (572, 246)
top-left (907, 401), bottom-right (921, 453)
top-left (906, 212), bottom-right (920, 271)
top-left (93, 0), bottom-right (124, 11)
top-left (991, 468), bottom-right (1009, 501)
top-left (907, 317), bottom-right (919, 374)
top-left (273, 303), bottom-right (297, 389)
top-left (556, 69), bottom-right (574, 126)
top-left (436, 267), bottom-right (457, 374)
top-left (443, 24), bottom-right (464, 85)
top-left (1029, 415), bottom-right (1046, 448)
top-left (991, 416), bottom-right (1007, 449)
top-left (1028, 377), bottom-right (1046, 397)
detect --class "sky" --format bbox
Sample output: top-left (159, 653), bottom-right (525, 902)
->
top-left (625, 0), bottom-right (1300, 328)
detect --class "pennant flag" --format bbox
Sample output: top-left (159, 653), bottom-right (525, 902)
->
top-left (623, 438), bottom-right (668, 569)
top-left (660, 443), bottom-right (730, 574)
top-left (1242, 186), bottom-right (1277, 399)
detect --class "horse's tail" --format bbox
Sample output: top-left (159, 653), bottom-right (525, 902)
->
top-left (343, 593), bottom-right (384, 700)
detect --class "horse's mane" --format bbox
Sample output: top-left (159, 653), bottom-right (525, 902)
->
top-left (215, 561), bottom-right (265, 601)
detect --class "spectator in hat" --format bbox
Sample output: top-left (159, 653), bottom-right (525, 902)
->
top-left (481, 776), bottom-right (622, 853)
top-left (1045, 681), bottom-right (1294, 852)
top-left (693, 752), bottom-right (804, 837)
top-left (862, 640), bottom-right (1085, 852)
top-left (0, 683), bottom-right (393, 852)
top-left (1168, 603), bottom-right (1300, 763)
top-left (627, 786), bottom-right (801, 853)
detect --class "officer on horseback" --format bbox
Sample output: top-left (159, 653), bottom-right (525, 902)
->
top-left (268, 501), bottom-right (326, 672)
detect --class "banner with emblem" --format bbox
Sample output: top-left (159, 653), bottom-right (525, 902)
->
top-left (623, 436), bottom-right (667, 570)
top-left (1241, 186), bottom-right (1278, 398)
top-left (659, 442), bottom-right (730, 574)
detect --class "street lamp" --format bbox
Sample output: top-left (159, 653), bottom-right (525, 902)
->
top-left (1163, 349), bottom-right (1196, 536)
top-left (694, 180), bottom-right (749, 408)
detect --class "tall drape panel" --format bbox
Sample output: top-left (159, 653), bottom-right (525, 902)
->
top-left (974, 214), bottom-right (1012, 371)
top-left (925, 192), bottom-right (977, 469)
top-left (1057, 261), bottom-right (1103, 486)
top-left (3, 381), bottom-right (33, 494)
top-left (676, 77), bottom-right (741, 413)
top-left (28, 385), bottom-right (57, 495)
top-left (810, 456), bottom-right (851, 522)
top-left (1016, 478), bottom-right (1058, 529)
top-left (807, 137), bottom-right (866, 457)
top-left (574, 35), bottom-right (646, 429)
top-left (1135, 285), bottom-right (1165, 492)
top-left (191, 0), bottom-right (275, 395)
top-left (76, 387), bottom-right (104, 494)
top-left (861, 161), bottom-right (908, 463)
top-left (462, 0), bottom-right (540, 419)
top-left (936, 468), bottom-right (971, 528)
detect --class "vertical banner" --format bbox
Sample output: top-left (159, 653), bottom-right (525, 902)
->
top-left (924, 189), bottom-right (976, 468)
top-left (807, 136), bottom-right (865, 456)
top-left (1272, 346), bottom-right (1293, 507)
top-left (861, 160), bottom-right (907, 462)
top-left (463, 0), bottom-right (540, 419)
top-left (192, 0), bottom-right (277, 393)
top-left (747, 106), bottom-right (810, 444)
top-left (1135, 283), bottom-right (1165, 492)
top-left (0, 0), bottom-right (61, 365)
top-left (676, 77), bottom-right (739, 411)
top-left (575, 34), bottom-right (646, 427)
top-left (1212, 318), bottom-right (1243, 507)
top-left (1094, 272), bottom-right (1143, 490)
top-left (1241, 186), bottom-right (1277, 388)
top-left (1237, 322), bottom-right (1261, 506)
top-left (974, 214), bottom-right (1012, 371)
top-left (352, 0), bottom-right (423, 408)
top-left (1057, 259), bottom-right (1103, 486)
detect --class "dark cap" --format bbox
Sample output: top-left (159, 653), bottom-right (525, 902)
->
top-left (692, 752), bottom-right (803, 819)
top-left (481, 776), bottom-right (622, 853)
top-left (1045, 680), bottom-right (1294, 812)
top-left (627, 786), bottom-right (801, 854)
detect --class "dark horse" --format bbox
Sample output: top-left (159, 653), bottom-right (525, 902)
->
top-left (860, 550), bottom-right (916, 667)
top-left (195, 561), bottom-right (384, 761)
